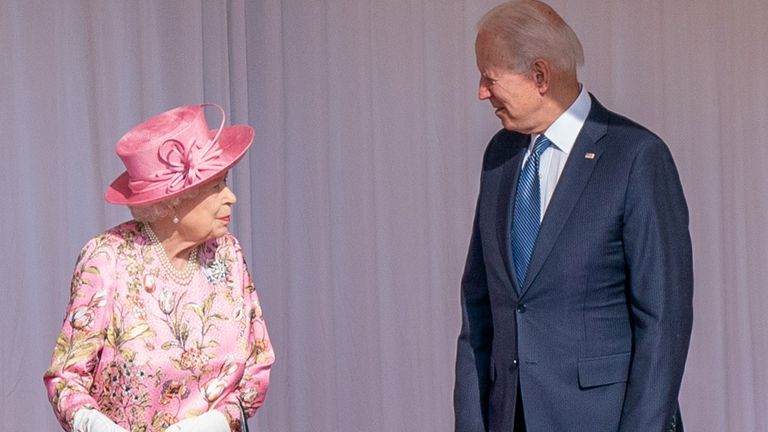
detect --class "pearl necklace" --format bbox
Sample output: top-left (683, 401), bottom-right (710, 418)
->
top-left (143, 223), bottom-right (199, 286)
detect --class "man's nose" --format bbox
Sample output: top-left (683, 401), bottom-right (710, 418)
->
top-left (478, 84), bottom-right (491, 100)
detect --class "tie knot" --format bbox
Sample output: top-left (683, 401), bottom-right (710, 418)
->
top-left (533, 135), bottom-right (551, 157)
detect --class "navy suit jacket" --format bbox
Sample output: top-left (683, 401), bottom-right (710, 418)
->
top-left (454, 96), bottom-right (693, 432)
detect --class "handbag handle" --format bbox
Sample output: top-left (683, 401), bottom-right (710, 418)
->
top-left (238, 399), bottom-right (250, 432)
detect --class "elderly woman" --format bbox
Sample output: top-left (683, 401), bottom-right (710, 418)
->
top-left (44, 104), bottom-right (274, 432)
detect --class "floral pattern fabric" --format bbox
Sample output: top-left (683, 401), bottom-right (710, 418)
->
top-left (44, 221), bottom-right (274, 432)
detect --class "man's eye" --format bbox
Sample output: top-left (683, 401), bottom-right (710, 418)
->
top-left (480, 76), bottom-right (497, 86)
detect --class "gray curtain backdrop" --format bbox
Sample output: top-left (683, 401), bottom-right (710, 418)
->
top-left (1, 0), bottom-right (766, 431)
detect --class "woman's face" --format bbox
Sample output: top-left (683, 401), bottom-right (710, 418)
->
top-left (175, 172), bottom-right (236, 243)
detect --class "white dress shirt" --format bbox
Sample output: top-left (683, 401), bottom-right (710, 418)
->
top-left (524, 86), bottom-right (591, 220)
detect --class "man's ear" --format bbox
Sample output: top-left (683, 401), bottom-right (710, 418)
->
top-left (531, 59), bottom-right (551, 93)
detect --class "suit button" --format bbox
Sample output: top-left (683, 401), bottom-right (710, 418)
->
top-left (517, 304), bottom-right (527, 313)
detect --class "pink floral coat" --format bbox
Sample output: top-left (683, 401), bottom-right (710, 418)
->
top-left (44, 221), bottom-right (274, 432)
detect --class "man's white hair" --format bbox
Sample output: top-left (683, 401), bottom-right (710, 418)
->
top-left (477, 0), bottom-right (584, 74)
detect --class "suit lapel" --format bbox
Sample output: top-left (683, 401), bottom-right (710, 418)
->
top-left (520, 97), bottom-right (610, 296)
top-left (494, 134), bottom-right (528, 294)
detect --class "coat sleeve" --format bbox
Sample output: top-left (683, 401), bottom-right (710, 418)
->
top-left (618, 138), bottom-right (693, 432)
top-left (454, 193), bottom-right (493, 432)
top-left (43, 237), bottom-right (115, 431)
top-left (213, 245), bottom-right (274, 432)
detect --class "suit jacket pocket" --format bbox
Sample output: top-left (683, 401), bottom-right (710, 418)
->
top-left (577, 352), bottom-right (631, 388)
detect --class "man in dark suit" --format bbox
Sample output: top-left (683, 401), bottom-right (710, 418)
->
top-left (453, 1), bottom-right (693, 431)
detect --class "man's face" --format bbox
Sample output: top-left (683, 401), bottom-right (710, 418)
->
top-left (475, 32), bottom-right (546, 134)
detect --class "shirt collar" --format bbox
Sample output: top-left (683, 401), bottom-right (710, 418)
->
top-left (531, 85), bottom-right (591, 156)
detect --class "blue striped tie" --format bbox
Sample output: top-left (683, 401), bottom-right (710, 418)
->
top-left (512, 135), bottom-right (551, 289)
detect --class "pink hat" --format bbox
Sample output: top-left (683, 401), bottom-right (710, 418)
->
top-left (105, 103), bottom-right (253, 206)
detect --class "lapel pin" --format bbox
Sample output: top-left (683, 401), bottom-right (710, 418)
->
top-left (585, 152), bottom-right (595, 160)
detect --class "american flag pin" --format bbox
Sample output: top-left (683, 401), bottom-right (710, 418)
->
top-left (585, 152), bottom-right (596, 160)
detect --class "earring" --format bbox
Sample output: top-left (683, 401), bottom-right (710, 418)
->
top-left (172, 210), bottom-right (180, 224)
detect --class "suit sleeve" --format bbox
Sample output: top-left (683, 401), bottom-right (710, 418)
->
top-left (618, 139), bottom-right (693, 432)
top-left (454, 193), bottom-right (493, 432)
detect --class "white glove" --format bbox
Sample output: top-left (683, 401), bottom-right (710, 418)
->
top-left (165, 410), bottom-right (230, 432)
top-left (73, 408), bottom-right (129, 432)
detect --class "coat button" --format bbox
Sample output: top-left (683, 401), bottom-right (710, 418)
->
top-left (517, 304), bottom-right (527, 313)
top-left (510, 359), bottom-right (518, 372)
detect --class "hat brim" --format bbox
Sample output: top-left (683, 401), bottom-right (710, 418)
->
top-left (104, 124), bottom-right (254, 206)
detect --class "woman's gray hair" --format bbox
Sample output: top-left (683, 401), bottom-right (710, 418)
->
top-left (477, 0), bottom-right (584, 74)
top-left (129, 187), bottom-right (200, 223)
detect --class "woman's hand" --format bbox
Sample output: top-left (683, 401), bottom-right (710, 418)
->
top-left (73, 408), bottom-right (129, 432)
top-left (164, 410), bottom-right (230, 432)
